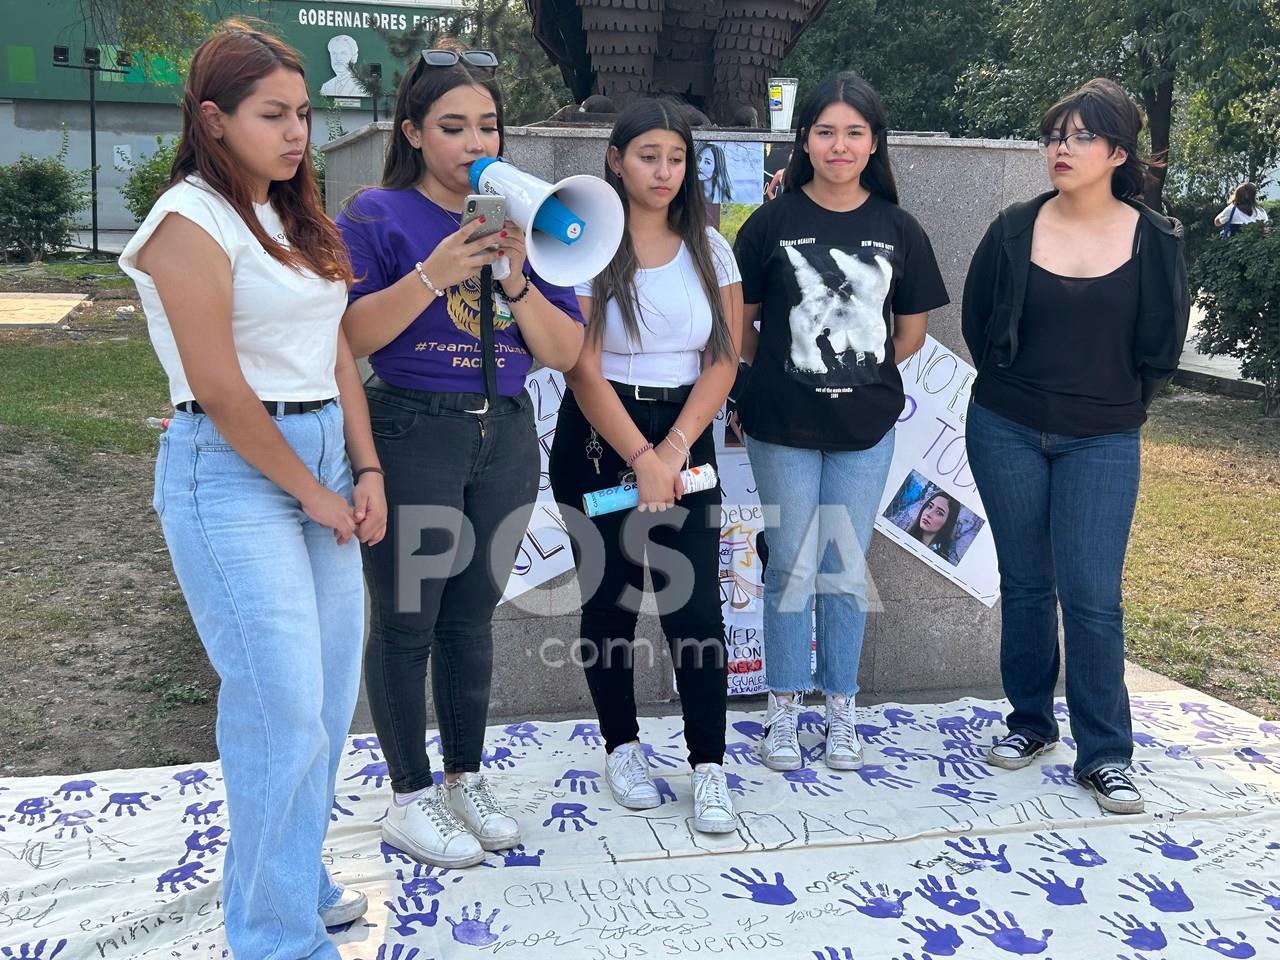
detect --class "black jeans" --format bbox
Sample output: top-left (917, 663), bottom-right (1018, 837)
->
top-left (363, 379), bottom-right (537, 791)
top-left (548, 389), bottom-right (727, 767)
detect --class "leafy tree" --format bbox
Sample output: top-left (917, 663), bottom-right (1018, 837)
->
top-left (1191, 225), bottom-right (1280, 416)
top-left (78, 0), bottom-right (228, 74)
top-left (121, 136), bottom-right (177, 222)
top-left (0, 131), bottom-right (89, 262)
top-left (955, 0), bottom-right (1280, 209)
top-left (779, 0), bottom-right (1004, 135)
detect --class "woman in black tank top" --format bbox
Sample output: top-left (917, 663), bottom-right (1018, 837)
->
top-left (960, 79), bottom-right (1189, 817)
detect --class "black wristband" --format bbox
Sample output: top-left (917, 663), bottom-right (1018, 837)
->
top-left (497, 275), bottom-right (533, 303)
top-left (353, 466), bottom-right (385, 481)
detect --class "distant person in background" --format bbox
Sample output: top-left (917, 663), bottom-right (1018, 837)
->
top-left (1215, 181), bottom-right (1269, 237)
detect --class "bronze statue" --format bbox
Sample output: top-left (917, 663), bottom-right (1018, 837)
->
top-left (527, 0), bottom-right (829, 125)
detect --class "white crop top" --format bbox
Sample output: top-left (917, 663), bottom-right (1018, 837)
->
top-left (119, 176), bottom-right (346, 406)
top-left (575, 226), bottom-right (741, 386)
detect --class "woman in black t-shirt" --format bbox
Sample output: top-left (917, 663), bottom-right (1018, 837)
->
top-left (733, 73), bottom-right (949, 774)
top-left (962, 79), bottom-right (1189, 816)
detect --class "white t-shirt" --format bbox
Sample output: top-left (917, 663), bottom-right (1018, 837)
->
top-left (1218, 203), bottom-right (1269, 226)
top-left (575, 227), bottom-right (741, 386)
top-left (119, 177), bottom-right (346, 406)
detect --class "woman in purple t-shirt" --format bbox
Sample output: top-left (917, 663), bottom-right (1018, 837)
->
top-left (337, 51), bottom-right (584, 869)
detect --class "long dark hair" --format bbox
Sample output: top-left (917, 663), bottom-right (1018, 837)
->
top-left (591, 98), bottom-right (732, 364)
top-left (782, 72), bottom-right (898, 204)
top-left (1040, 78), bottom-right (1151, 200)
top-left (1231, 181), bottom-right (1258, 216)
top-left (908, 492), bottom-right (959, 556)
top-left (172, 20), bottom-right (350, 282)
top-left (697, 142), bottom-right (733, 203)
top-left (381, 55), bottom-right (505, 189)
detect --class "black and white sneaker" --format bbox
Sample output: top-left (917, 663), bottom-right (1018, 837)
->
top-left (985, 731), bottom-right (1057, 770)
top-left (1078, 764), bottom-right (1145, 814)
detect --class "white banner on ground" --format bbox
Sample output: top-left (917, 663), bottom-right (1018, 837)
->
top-left (876, 335), bottom-right (1000, 607)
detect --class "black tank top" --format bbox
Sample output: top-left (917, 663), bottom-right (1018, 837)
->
top-left (975, 226), bottom-right (1145, 436)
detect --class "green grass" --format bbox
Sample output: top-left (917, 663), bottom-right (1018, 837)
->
top-left (0, 259), bottom-right (135, 291)
top-left (0, 336), bottom-right (168, 454)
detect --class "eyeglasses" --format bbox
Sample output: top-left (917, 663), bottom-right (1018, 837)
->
top-left (1038, 131), bottom-right (1099, 150)
top-left (418, 49), bottom-right (498, 72)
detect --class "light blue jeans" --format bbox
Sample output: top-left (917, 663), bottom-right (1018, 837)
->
top-left (745, 430), bottom-right (895, 698)
top-left (155, 402), bottom-right (364, 960)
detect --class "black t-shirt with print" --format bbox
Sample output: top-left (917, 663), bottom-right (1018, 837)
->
top-left (733, 189), bottom-right (950, 450)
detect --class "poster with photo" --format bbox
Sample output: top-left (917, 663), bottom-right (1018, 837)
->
top-left (694, 140), bottom-right (765, 205)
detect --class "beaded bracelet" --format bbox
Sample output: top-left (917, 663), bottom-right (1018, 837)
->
top-left (625, 441), bottom-right (654, 468)
top-left (497, 275), bottom-right (533, 303)
top-left (413, 261), bottom-right (441, 297)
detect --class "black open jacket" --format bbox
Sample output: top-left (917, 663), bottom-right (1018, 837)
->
top-left (961, 191), bottom-right (1190, 407)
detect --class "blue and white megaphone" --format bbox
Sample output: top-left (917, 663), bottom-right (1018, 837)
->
top-left (470, 157), bottom-right (624, 287)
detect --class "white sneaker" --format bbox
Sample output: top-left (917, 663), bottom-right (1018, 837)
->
top-left (321, 886), bottom-right (368, 927)
top-left (824, 694), bottom-right (864, 770)
top-left (606, 741), bottom-right (661, 809)
top-left (447, 773), bottom-right (521, 851)
top-left (691, 763), bottom-right (738, 833)
top-left (382, 784), bottom-right (485, 868)
top-left (760, 692), bottom-right (803, 771)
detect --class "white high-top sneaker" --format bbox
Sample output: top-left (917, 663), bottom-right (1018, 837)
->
top-left (447, 773), bottom-right (521, 851)
top-left (824, 694), bottom-right (864, 770)
top-left (759, 692), bottom-right (803, 771)
top-left (691, 763), bottom-right (738, 833)
top-left (321, 886), bottom-right (368, 927)
top-left (606, 741), bottom-right (662, 809)
top-left (382, 784), bottom-right (484, 868)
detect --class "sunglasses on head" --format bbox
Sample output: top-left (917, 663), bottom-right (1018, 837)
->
top-left (418, 49), bottom-right (498, 71)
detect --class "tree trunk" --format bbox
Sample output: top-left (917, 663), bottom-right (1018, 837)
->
top-left (1141, 74), bottom-right (1174, 211)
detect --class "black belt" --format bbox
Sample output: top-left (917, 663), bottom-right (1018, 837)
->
top-left (608, 380), bottom-right (694, 404)
top-left (177, 397), bottom-right (337, 416)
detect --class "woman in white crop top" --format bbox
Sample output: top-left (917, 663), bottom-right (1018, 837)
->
top-left (548, 99), bottom-right (743, 835)
top-left (117, 22), bottom-right (384, 958)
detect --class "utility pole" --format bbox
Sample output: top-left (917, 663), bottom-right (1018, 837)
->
top-left (52, 45), bottom-right (130, 257)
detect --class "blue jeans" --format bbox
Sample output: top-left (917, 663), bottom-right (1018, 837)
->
top-left (154, 402), bottom-right (364, 960)
top-left (965, 399), bottom-right (1140, 777)
top-left (745, 430), bottom-right (894, 697)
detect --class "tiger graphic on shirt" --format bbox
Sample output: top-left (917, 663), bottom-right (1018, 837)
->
top-left (445, 273), bottom-right (515, 340)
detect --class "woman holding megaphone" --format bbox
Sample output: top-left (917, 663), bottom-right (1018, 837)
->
top-left (549, 98), bottom-right (744, 834)
top-left (336, 49), bottom-right (585, 868)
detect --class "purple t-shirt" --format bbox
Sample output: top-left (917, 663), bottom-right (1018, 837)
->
top-left (337, 187), bottom-right (584, 395)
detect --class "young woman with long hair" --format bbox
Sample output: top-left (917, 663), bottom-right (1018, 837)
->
top-left (733, 72), bottom-right (948, 773)
top-left (1215, 180), bottom-right (1269, 236)
top-left (548, 98), bottom-right (743, 832)
top-left (118, 20), bottom-right (385, 957)
top-left (962, 78), bottom-right (1189, 814)
top-left (907, 491), bottom-right (960, 564)
top-left (336, 50), bottom-right (584, 867)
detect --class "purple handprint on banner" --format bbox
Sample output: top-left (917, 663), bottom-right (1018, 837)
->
top-left (480, 746), bottom-right (518, 770)
top-left (331, 795), bottom-right (359, 821)
top-left (348, 736), bottom-right (381, 758)
top-left (855, 723), bottom-right (893, 745)
top-left (839, 881), bottom-right (912, 919)
top-left (1165, 745), bottom-right (1208, 768)
top-left (1027, 832), bottom-right (1107, 868)
top-left (652, 777), bottom-right (677, 804)
top-left (725, 772), bottom-right (762, 796)
top-left (503, 722), bottom-right (543, 747)
top-left (481, 844), bottom-right (544, 867)
top-left (1099, 912), bottom-right (1166, 951)
top-left (1259, 722), bottom-right (1280, 741)
top-left (396, 864), bottom-right (458, 897)
top-left (1119, 873), bottom-right (1195, 913)
top-left (915, 874), bottom-right (980, 916)
top-left (932, 783), bottom-right (998, 804)
top-left (732, 720), bottom-right (766, 742)
top-left (156, 860), bottom-right (214, 893)
top-left (883, 707), bottom-right (920, 728)
top-left (1040, 764), bottom-right (1074, 786)
top-left (1180, 700), bottom-right (1237, 723)
top-left (783, 768), bottom-right (843, 797)
top-left (963, 909), bottom-right (1053, 954)
top-left (569, 722), bottom-right (603, 748)
top-left (10, 797), bottom-right (55, 826)
top-left (38, 809), bottom-right (94, 840)
top-left (1132, 731), bottom-right (1165, 749)
top-left (970, 706), bottom-right (1002, 730)
top-left (182, 799), bottom-right (223, 824)
top-left (724, 741), bottom-right (765, 766)
top-left (1227, 879), bottom-right (1280, 911)
top-left (1014, 868), bottom-right (1085, 905)
top-left (1234, 747), bottom-right (1276, 770)
top-left (446, 902), bottom-right (509, 946)
top-left (640, 742), bottom-right (682, 769)
top-left (946, 836), bottom-right (1011, 873)
top-left (934, 753), bottom-right (993, 784)
top-left (0, 940), bottom-right (67, 960)
top-left (901, 916), bottom-right (964, 956)
top-left (941, 737), bottom-right (988, 760)
top-left (1268, 916), bottom-right (1280, 944)
top-left (855, 765), bottom-right (917, 790)
top-left (542, 802), bottom-right (597, 832)
top-left (811, 949), bottom-right (854, 960)
top-left (385, 895), bottom-right (440, 936)
top-left (179, 826), bottom-right (227, 863)
top-left (721, 867), bottom-right (796, 906)
top-left (53, 780), bottom-right (96, 802)
top-left (346, 761), bottom-right (390, 788)
top-left (381, 840), bottom-right (415, 865)
top-left (101, 791), bottom-right (160, 817)
top-left (554, 769), bottom-right (600, 795)
top-left (1131, 829), bottom-right (1203, 861)
top-left (172, 768), bottom-right (214, 795)
top-left (1178, 920), bottom-right (1255, 958)
top-left (797, 710), bottom-right (826, 735)
top-left (1052, 701), bottom-right (1070, 720)
top-left (935, 714), bottom-right (972, 738)
top-left (884, 746), bottom-right (932, 763)
top-left (375, 946), bottom-right (421, 960)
